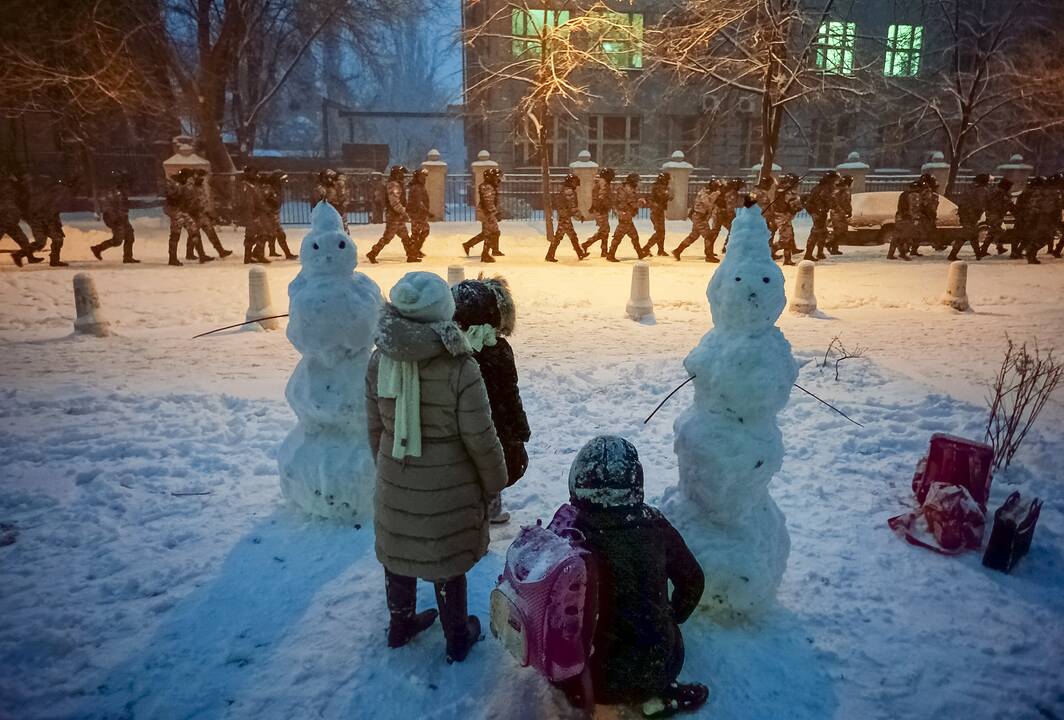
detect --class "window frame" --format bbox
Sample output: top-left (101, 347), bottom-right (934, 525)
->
top-left (511, 8), bottom-right (571, 59)
top-left (589, 11), bottom-right (645, 70)
top-left (884, 24), bottom-right (923, 77)
top-left (587, 114), bottom-right (641, 165)
top-left (814, 21), bottom-right (857, 75)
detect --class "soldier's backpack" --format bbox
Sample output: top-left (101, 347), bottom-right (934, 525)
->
top-left (490, 504), bottom-right (599, 709)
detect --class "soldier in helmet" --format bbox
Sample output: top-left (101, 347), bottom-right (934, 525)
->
top-left (949, 173), bottom-right (990, 261)
top-left (261, 171), bottom-right (296, 260)
top-left (1023, 176), bottom-right (1056, 264)
top-left (91, 170), bottom-right (139, 263)
top-left (607, 172), bottom-right (646, 262)
top-left (980, 177), bottom-right (1014, 256)
top-left (1050, 173), bottom-right (1064, 257)
top-left (367, 165), bottom-right (417, 263)
top-left (26, 175), bottom-right (68, 266)
top-left (580, 167), bottom-right (615, 257)
top-left (1, 172), bottom-right (43, 267)
top-left (803, 171), bottom-right (837, 261)
top-left (829, 175), bottom-right (854, 255)
top-left (915, 172), bottom-right (940, 254)
top-left (643, 172), bottom-right (673, 257)
top-left (547, 173), bottom-right (589, 262)
top-left (408, 168), bottom-right (431, 258)
top-left (464, 167), bottom-right (503, 263)
top-left (718, 177), bottom-right (745, 252)
top-left (312, 168), bottom-right (349, 233)
top-left (183, 169), bottom-right (230, 261)
top-left (672, 179), bottom-right (721, 262)
top-left (766, 173), bottom-right (802, 266)
top-left (1011, 177), bottom-right (1039, 261)
top-left (888, 180), bottom-right (921, 261)
top-left (239, 168), bottom-right (266, 264)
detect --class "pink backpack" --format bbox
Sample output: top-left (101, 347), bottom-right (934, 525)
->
top-left (490, 504), bottom-right (598, 701)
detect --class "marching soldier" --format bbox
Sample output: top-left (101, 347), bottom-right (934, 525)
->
top-left (607, 172), bottom-right (646, 262)
top-left (261, 171), bottom-right (296, 260)
top-left (580, 167), bottom-right (615, 257)
top-left (91, 171), bottom-right (139, 264)
top-left (312, 169), bottom-right (349, 233)
top-left (766, 173), bottom-right (802, 266)
top-left (1012, 178), bottom-right (1038, 260)
top-left (1050, 173), bottom-right (1064, 258)
top-left (1, 173), bottom-right (42, 266)
top-left (980, 178), bottom-right (1014, 256)
top-left (1024, 176), bottom-right (1056, 265)
top-left (26, 175), bottom-right (67, 267)
top-left (367, 165), bottom-right (417, 264)
top-left (407, 168), bottom-right (431, 259)
top-left (643, 172), bottom-right (673, 257)
top-left (464, 167), bottom-right (503, 263)
top-left (803, 171), bottom-right (836, 261)
top-left (672, 179), bottom-right (721, 262)
top-left (719, 177), bottom-right (744, 252)
top-left (949, 173), bottom-right (990, 261)
top-left (240, 168), bottom-right (266, 265)
top-left (186, 169), bottom-right (231, 260)
top-left (546, 173), bottom-right (588, 262)
top-left (915, 172), bottom-right (940, 254)
top-left (887, 180), bottom-right (922, 261)
top-left (829, 175), bottom-right (854, 255)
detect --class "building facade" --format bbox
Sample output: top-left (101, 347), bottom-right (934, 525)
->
top-left (461, 0), bottom-right (1061, 176)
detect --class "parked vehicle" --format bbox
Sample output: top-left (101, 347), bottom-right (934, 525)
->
top-left (846, 191), bottom-right (963, 246)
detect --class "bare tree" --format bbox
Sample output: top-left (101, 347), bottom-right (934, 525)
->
top-left (882, 0), bottom-right (1064, 193)
top-left (648, 0), bottom-right (871, 182)
top-left (463, 1), bottom-right (639, 241)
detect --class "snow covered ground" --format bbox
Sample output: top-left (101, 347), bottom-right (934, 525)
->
top-left (1, 212), bottom-right (1062, 720)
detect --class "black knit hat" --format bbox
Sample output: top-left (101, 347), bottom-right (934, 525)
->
top-left (568, 436), bottom-right (644, 509)
top-left (451, 275), bottom-right (516, 336)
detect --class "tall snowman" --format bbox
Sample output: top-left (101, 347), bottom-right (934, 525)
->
top-left (278, 201), bottom-right (383, 522)
top-left (663, 204), bottom-right (798, 622)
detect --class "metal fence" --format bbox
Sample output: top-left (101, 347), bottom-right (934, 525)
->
top-left (209, 170), bottom-right (384, 226)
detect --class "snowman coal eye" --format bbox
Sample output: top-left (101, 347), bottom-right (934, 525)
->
top-left (735, 276), bottom-right (741, 282)
top-left (313, 242), bottom-right (319, 250)
top-left (762, 277), bottom-right (770, 283)
top-left (339, 241), bottom-right (346, 249)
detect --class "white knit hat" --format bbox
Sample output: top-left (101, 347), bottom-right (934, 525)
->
top-left (389, 272), bottom-right (456, 323)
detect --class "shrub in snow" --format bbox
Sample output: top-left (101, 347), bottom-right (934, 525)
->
top-left (663, 206), bottom-right (798, 622)
top-left (278, 202), bottom-right (383, 522)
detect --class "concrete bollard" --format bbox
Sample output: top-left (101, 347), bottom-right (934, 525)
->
top-left (447, 265), bottom-right (465, 286)
top-left (942, 261), bottom-right (971, 311)
top-left (246, 266), bottom-right (281, 330)
top-left (73, 273), bottom-right (112, 337)
top-left (788, 260), bottom-right (817, 314)
top-left (626, 261), bottom-right (654, 321)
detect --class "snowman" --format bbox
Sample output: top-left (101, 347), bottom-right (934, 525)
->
top-left (663, 204), bottom-right (798, 622)
top-left (278, 201), bottom-right (383, 522)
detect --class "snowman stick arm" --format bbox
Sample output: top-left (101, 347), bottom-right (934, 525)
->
top-left (792, 383), bottom-right (865, 428)
top-left (644, 375), bottom-right (697, 425)
top-left (192, 314), bottom-right (290, 339)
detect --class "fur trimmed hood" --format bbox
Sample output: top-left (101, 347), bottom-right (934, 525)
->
top-left (374, 303), bottom-right (470, 362)
top-left (452, 275), bottom-right (516, 337)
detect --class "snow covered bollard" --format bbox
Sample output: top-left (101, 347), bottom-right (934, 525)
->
top-left (788, 260), bottom-right (817, 315)
top-left (447, 265), bottom-right (465, 286)
top-left (942, 261), bottom-right (971, 312)
top-left (626, 261), bottom-right (654, 321)
top-left (73, 273), bottom-right (112, 337)
top-left (278, 202), bottom-right (383, 523)
top-left (246, 266), bottom-right (281, 330)
top-left (663, 206), bottom-right (798, 623)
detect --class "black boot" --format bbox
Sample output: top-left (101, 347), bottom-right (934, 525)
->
top-left (434, 575), bottom-right (480, 664)
top-left (385, 571), bottom-right (438, 649)
top-left (642, 682), bottom-right (711, 719)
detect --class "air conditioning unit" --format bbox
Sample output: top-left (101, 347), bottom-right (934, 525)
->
top-left (701, 95), bottom-right (721, 113)
top-left (737, 96), bottom-right (758, 114)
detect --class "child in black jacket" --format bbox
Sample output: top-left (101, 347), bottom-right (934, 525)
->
top-left (565, 435), bottom-right (708, 718)
top-left (452, 276), bottom-right (530, 523)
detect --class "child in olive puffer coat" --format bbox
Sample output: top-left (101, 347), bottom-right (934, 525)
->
top-left (451, 276), bottom-right (530, 524)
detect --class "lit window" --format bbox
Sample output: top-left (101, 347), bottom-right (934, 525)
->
top-left (590, 12), bottom-right (644, 69)
top-left (814, 21), bottom-right (856, 75)
top-left (884, 24), bottom-right (923, 76)
top-left (512, 9), bottom-right (570, 58)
